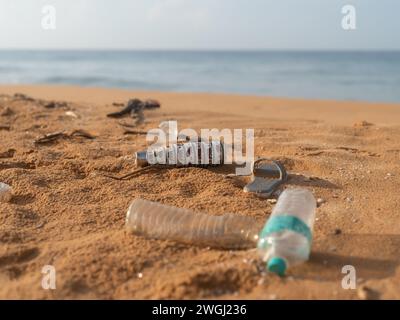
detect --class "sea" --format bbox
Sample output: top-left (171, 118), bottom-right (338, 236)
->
top-left (1, 50), bottom-right (399, 103)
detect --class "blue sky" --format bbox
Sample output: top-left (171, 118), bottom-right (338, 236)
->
top-left (0, 0), bottom-right (399, 50)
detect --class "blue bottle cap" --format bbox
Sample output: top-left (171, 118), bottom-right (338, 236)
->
top-left (267, 257), bottom-right (287, 277)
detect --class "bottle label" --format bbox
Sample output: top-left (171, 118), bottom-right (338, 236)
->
top-left (259, 215), bottom-right (312, 244)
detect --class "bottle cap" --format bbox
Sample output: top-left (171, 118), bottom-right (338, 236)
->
top-left (267, 257), bottom-right (287, 277)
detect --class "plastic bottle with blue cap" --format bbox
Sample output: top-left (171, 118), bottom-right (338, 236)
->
top-left (257, 188), bottom-right (316, 276)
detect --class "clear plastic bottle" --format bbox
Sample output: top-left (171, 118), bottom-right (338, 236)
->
top-left (126, 198), bottom-right (260, 249)
top-left (257, 188), bottom-right (316, 276)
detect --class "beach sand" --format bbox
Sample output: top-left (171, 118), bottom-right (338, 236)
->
top-left (1, 85), bottom-right (400, 299)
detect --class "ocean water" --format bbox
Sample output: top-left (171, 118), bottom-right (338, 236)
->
top-left (1, 50), bottom-right (400, 103)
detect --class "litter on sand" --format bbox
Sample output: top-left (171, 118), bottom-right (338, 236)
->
top-left (126, 188), bottom-right (317, 276)
top-left (0, 182), bottom-right (12, 203)
top-left (258, 188), bottom-right (316, 276)
top-left (106, 138), bottom-right (287, 197)
top-left (126, 198), bottom-right (260, 249)
top-left (243, 158), bottom-right (287, 198)
top-left (134, 141), bottom-right (287, 197)
top-left (107, 98), bottom-right (160, 118)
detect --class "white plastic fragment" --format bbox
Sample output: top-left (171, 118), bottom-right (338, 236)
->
top-left (65, 111), bottom-right (79, 118)
top-left (0, 182), bottom-right (12, 203)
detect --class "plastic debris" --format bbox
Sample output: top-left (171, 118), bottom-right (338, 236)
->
top-left (107, 98), bottom-right (160, 118)
top-left (135, 140), bottom-right (224, 168)
top-left (126, 198), bottom-right (260, 249)
top-left (65, 111), bottom-right (79, 118)
top-left (257, 188), bottom-right (316, 276)
top-left (0, 182), bottom-right (12, 203)
top-left (243, 158), bottom-right (287, 198)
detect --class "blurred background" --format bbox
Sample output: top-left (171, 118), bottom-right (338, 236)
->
top-left (0, 0), bottom-right (399, 102)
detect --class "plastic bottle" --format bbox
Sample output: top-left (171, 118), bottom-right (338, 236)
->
top-left (257, 188), bottom-right (316, 276)
top-left (135, 141), bottom-right (224, 167)
top-left (126, 198), bottom-right (260, 249)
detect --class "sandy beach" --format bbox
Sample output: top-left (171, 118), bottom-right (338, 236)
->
top-left (1, 85), bottom-right (400, 299)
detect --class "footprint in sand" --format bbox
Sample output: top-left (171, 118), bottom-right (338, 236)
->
top-left (0, 161), bottom-right (36, 170)
top-left (0, 149), bottom-right (16, 159)
top-left (0, 247), bottom-right (40, 268)
top-left (0, 247), bottom-right (40, 279)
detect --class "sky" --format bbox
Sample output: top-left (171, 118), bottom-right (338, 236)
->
top-left (0, 0), bottom-right (399, 50)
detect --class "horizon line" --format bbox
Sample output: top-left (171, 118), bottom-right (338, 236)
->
top-left (1, 48), bottom-right (400, 52)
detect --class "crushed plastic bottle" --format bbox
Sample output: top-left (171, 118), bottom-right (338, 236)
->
top-left (0, 182), bottom-right (12, 203)
top-left (135, 140), bottom-right (224, 167)
top-left (126, 198), bottom-right (260, 249)
top-left (257, 188), bottom-right (316, 276)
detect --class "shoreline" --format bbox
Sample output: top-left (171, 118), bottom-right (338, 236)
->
top-left (1, 85), bottom-right (400, 126)
top-left (2, 83), bottom-right (400, 106)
